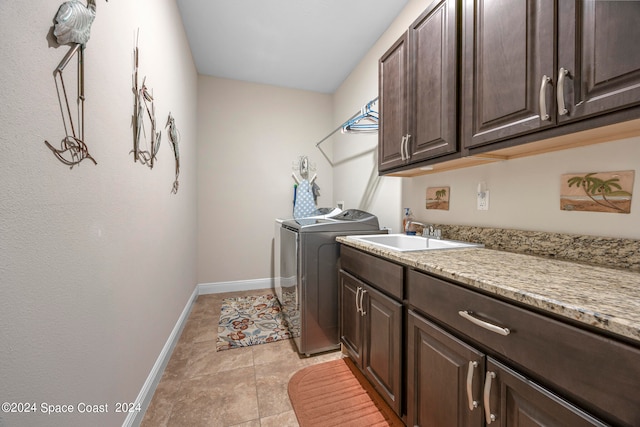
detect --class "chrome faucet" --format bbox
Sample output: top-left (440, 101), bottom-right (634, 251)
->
top-left (434, 229), bottom-right (443, 239)
top-left (421, 224), bottom-right (442, 239)
top-left (405, 220), bottom-right (443, 239)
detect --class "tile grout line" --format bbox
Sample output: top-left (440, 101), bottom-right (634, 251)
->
top-left (251, 347), bottom-right (264, 426)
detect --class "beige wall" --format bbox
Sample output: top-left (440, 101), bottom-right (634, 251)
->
top-left (403, 136), bottom-right (640, 239)
top-left (196, 76), bottom-right (333, 284)
top-left (331, 0), bottom-right (434, 232)
top-left (0, 1), bottom-right (197, 426)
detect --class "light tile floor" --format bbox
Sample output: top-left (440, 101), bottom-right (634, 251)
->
top-left (141, 289), bottom-right (342, 427)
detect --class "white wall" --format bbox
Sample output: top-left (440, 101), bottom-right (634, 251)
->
top-left (0, 1), bottom-right (197, 426)
top-left (196, 76), bottom-right (333, 284)
top-left (403, 136), bottom-right (640, 239)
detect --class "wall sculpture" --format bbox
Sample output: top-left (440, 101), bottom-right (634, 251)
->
top-left (131, 31), bottom-right (161, 169)
top-left (44, 0), bottom-right (107, 168)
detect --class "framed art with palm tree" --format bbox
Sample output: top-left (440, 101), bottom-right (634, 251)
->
top-left (561, 170), bottom-right (634, 214)
top-left (426, 186), bottom-right (450, 210)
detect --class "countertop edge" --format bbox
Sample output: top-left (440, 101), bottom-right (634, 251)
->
top-left (337, 236), bottom-right (640, 345)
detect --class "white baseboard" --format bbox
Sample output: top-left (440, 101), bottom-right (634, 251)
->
top-left (122, 286), bottom-right (199, 427)
top-left (124, 277), bottom-right (274, 426)
top-left (197, 277), bottom-right (274, 295)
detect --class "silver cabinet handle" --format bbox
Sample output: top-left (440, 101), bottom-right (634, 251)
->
top-left (359, 289), bottom-right (367, 316)
top-left (458, 311), bottom-right (510, 336)
top-left (404, 134), bottom-right (411, 161)
top-left (539, 75), bottom-right (551, 121)
top-left (355, 286), bottom-right (362, 314)
top-left (483, 371), bottom-right (497, 424)
top-left (557, 67), bottom-right (569, 116)
top-left (399, 135), bottom-right (407, 161)
top-left (466, 361), bottom-right (479, 411)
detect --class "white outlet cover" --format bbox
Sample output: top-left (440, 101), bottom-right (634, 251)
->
top-left (477, 190), bottom-right (490, 210)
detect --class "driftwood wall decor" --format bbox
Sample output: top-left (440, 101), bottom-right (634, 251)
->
top-left (131, 31), bottom-right (161, 169)
top-left (166, 113), bottom-right (180, 194)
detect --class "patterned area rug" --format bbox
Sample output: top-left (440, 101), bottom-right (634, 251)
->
top-left (216, 294), bottom-right (291, 351)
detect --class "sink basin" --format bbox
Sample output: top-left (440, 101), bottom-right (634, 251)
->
top-left (347, 234), bottom-right (483, 252)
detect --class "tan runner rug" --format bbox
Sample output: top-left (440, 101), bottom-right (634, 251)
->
top-left (288, 357), bottom-right (404, 427)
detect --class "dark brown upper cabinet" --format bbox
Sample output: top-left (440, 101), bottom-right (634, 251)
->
top-left (379, 0), bottom-right (459, 173)
top-left (557, 1), bottom-right (640, 123)
top-left (462, 0), bottom-right (640, 150)
top-left (408, 0), bottom-right (459, 162)
top-left (379, 32), bottom-right (410, 172)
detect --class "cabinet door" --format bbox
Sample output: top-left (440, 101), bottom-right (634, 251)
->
top-left (485, 357), bottom-right (607, 427)
top-left (557, 1), bottom-right (640, 123)
top-left (409, 0), bottom-right (458, 162)
top-left (363, 284), bottom-right (403, 416)
top-left (339, 271), bottom-right (363, 366)
top-left (461, 0), bottom-right (556, 149)
top-left (379, 32), bottom-right (410, 172)
top-left (407, 310), bottom-right (484, 427)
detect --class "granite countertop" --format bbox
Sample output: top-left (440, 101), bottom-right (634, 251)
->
top-left (338, 236), bottom-right (640, 344)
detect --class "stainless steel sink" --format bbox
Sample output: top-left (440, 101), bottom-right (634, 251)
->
top-left (347, 234), bottom-right (483, 252)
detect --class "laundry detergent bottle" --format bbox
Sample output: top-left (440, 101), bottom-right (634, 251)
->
top-left (403, 208), bottom-right (414, 235)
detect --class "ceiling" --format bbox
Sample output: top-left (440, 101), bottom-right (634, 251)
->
top-left (176, 0), bottom-right (409, 94)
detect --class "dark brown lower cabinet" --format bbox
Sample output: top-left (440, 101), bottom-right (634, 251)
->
top-left (407, 310), bottom-right (484, 426)
top-left (339, 270), bottom-right (402, 416)
top-left (408, 268), bottom-right (640, 426)
top-left (340, 245), bottom-right (638, 426)
top-left (486, 358), bottom-right (607, 427)
top-left (340, 271), bottom-right (363, 367)
top-left (407, 310), bottom-right (608, 427)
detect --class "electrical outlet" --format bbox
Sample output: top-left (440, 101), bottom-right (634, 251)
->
top-left (477, 190), bottom-right (490, 210)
